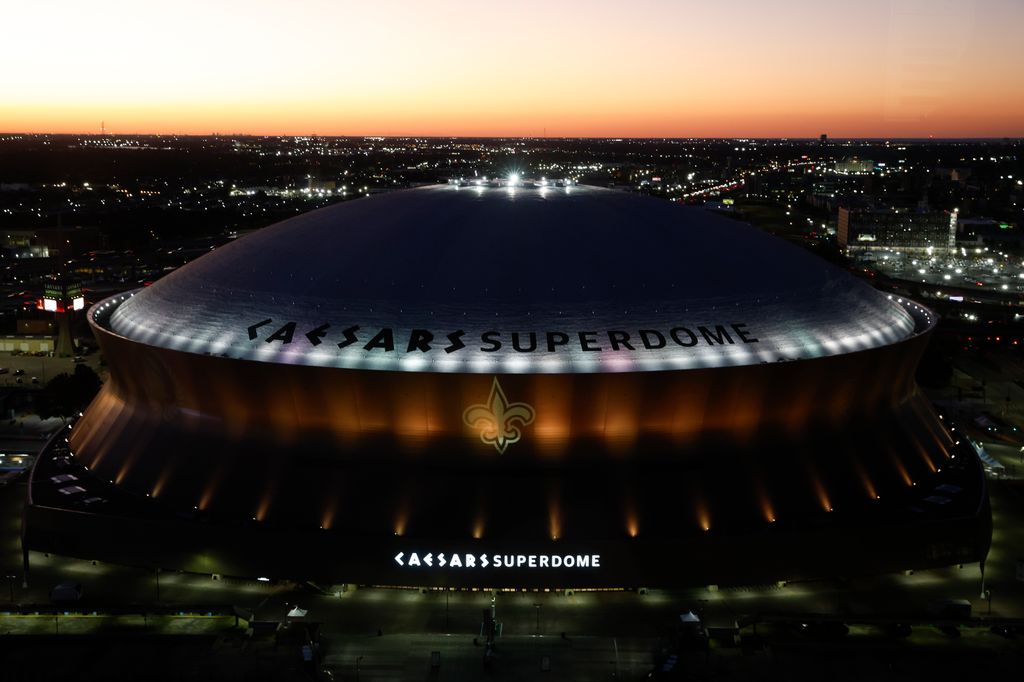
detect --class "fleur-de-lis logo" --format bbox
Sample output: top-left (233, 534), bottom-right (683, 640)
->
top-left (463, 378), bottom-right (536, 454)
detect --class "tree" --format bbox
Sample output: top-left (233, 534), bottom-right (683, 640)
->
top-left (33, 365), bottom-right (103, 422)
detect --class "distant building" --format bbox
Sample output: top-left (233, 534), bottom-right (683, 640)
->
top-left (806, 192), bottom-right (844, 213)
top-left (3, 226), bottom-right (105, 259)
top-left (1, 245), bottom-right (49, 259)
top-left (834, 157), bottom-right (873, 173)
top-left (0, 183), bottom-right (33, 192)
top-left (307, 177), bottom-right (336, 192)
top-left (934, 167), bottom-right (973, 184)
top-left (956, 217), bottom-right (1018, 249)
top-left (0, 335), bottom-right (54, 354)
top-left (16, 319), bottom-right (55, 335)
top-left (1, 229), bottom-right (36, 247)
top-left (838, 206), bottom-right (957, 255)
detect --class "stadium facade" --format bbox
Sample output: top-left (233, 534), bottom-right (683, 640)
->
top-left (25, 183), bottom-right (990, 588)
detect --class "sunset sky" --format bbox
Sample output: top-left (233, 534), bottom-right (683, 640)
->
top-left (2, 0), bottom-right (1022, 137)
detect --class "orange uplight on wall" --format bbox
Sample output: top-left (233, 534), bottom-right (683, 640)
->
top-left (151, 470), bottom-right (169, 498)
top-left (811, 475), bottom-right (833, 513)
top-left (197, 488), bottom-right (213, 512)
top-left (548, 502), bottom-right (562, 541)
top-left (893, 457), bottom-right (913, 487)
top-left (254, 491), bottom-right (274, 522)
top-left (393, 511), bottom-right (408, 537)
top-left (114, 460), bottom-right (131, 485)
top-left (320, 498), bottom-right (337, 531)
top-left (696, 499), bottom-right (711, 532)
top-left (624, 494), bottom-right (640, 537)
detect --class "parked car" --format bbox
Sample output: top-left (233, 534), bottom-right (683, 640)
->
top-left (13, 369), bottom-right (24, 376)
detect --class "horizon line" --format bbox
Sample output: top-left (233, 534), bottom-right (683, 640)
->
top-left (3, 131), bottom-right (1023, 142)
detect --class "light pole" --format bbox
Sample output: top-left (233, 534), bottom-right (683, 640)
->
top-left (445, 588), bottom-right (449, 631)
top-left (5, 574), bottom-right (15, 602)
top-left (534, 603), bottom-right (542, 634)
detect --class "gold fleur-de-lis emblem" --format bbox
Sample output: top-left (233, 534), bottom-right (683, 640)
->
top-left (463, 378), bottom-right (536, 454)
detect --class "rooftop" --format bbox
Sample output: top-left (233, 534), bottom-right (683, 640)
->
top-left (97, 184), bottom-right (920, 373)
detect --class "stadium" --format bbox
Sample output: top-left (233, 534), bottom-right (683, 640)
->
top-left (25, 181), bottom-right (990, 589)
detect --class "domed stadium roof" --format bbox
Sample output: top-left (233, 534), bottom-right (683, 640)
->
top-left (100, 184), bottom-right (918, 373)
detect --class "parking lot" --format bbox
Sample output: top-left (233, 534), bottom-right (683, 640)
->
top-left (0, 351), bottom-right (104, 389)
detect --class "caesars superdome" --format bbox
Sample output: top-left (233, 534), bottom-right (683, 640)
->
top-left (31, 183), bottom-right (990, 589)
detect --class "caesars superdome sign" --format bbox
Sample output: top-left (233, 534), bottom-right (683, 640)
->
top-left (245, 320), bottom-right (760, 354)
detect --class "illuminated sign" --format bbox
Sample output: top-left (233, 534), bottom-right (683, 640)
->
top-left (394, 551), bottom-right (601, 570)
top-left (246, 320), bottom-right (760, 355)
top-left (39, 281), bottom-right (84, 313)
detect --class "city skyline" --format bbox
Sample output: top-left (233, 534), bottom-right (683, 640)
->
top-left (2, 0), bottom-right (1022, 138)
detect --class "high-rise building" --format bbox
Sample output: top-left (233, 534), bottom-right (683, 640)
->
top-left (838, 206), bottom-right (957, 255)
top-left (834, 157), bottom-right (873, 173)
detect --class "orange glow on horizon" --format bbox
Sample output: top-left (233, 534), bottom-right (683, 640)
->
top-left (2, 1), bottom-right (1021, 138)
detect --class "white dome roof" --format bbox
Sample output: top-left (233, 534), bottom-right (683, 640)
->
top-left (99, 184), bottom-right (919, 373)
